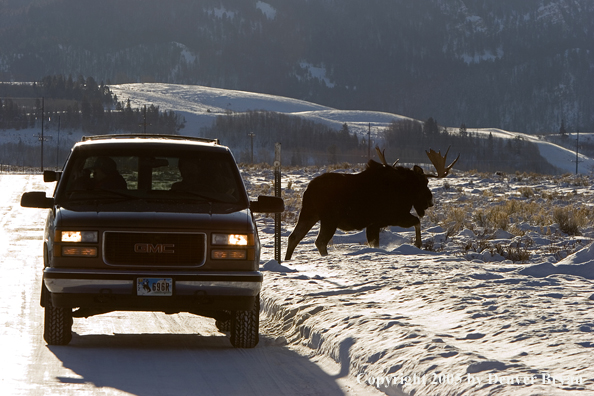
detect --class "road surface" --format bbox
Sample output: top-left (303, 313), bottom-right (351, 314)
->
top-left (0, 175), bottom-right (382, 396)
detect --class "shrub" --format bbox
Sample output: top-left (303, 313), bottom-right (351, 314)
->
top-left (553, 206), bottom-right (587, 235)
top-left (518, 186), bottom-right (535, 198)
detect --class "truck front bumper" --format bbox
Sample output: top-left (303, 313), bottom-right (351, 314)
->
top-left (43, 268), bottom-right (262, 313)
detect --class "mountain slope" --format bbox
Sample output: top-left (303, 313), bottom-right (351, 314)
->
top-left (1, 0), bottom-right (592, 134)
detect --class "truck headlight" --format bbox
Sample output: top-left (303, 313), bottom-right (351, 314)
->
top-left (211, 233), bottom-right (252, 246)
top-left (59, 231), bottom-right (98, 243)
top-left (211, 233), bottom-right (254, 260)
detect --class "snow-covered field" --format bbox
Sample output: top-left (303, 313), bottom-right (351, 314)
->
top-left (246, 164), bottom-right (594, 395)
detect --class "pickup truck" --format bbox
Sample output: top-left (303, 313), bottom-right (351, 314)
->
top-left (21, 134), bottom-right (283, 348)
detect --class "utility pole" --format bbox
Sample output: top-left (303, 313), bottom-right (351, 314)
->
top-left (368, 123), bottom-right (371, 160)
top-left (143, 105), bottom-right (147, 134)
top-left (40, 97), bottom-right (44, 172)
top-left (274, 143), bottom-right (281, 263)
top-left (575, 129), bottom-right (580, 175)
top-left (56, 116), bottom-right (61, 168)
top-left (248, 132), bottom-right (255, 163)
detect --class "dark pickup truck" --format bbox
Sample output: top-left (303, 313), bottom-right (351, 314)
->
top-left (21, 134), bottom-right (283, 348)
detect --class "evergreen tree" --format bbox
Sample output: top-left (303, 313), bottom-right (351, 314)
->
top-left (81, 95), bottom-right (91, 130)
top-left (459, 123), bottom-right (467, 138)
top-left (327, 144), bottom-right (337, 164)
top-left (423, 117), bottom-right (439, 138)
top-left (559, 119), bottom-right (567, 136)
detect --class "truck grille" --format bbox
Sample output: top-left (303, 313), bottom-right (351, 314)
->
top-left (103, 232), bottom-right (206, 267)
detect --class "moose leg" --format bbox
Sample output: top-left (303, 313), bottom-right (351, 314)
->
top-left (315, 221), bottom-right (337, 256)
top-left (414, 223), bottom-right (421, 248)
top-left (394, 213), bottom-right (422, 248)
top-left (285, 217), bottom-right (318, 260)
top-left (365, 226), bottom-right (381, 248)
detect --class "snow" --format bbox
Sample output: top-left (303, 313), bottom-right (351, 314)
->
top-left (520, 243), bottom-right (594, 280)
top-left (109, 83), bottom-right (331, 133)
top-left (461, 48), bottom-right (504, 64)
top-left (250, 165), bottom-right (594, 395)
top-left (173, 41), bottom-right (197, 64)
top-left (256, 1), bottom-right (276, 20)
top-left (538, 3), bottom-right (566, 25)
top-left (298, 61), bottom-right (336, 88)
top-left (209, 6), bottom-right (236, 19)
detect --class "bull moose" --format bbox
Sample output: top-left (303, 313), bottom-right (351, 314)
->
top-left (285, 147), bottom-right (459, 260)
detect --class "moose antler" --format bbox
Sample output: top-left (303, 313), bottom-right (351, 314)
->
top-left (375, 146), bottom-right (399, 167)
top-left (425, 146), bottom-right (460, 178)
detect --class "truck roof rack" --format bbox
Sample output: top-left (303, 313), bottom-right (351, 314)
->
top-left (81, 134), bottom-right (220, 145)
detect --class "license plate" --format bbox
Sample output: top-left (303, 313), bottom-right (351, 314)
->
top-left (137, 278), bottom-right (173, 296)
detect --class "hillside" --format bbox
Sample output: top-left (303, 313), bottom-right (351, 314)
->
top-left (109, 83), bottom-right (594, 175)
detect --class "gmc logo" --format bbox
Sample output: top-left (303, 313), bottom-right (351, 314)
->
top-left (134, 243), bottom-right (175, 254)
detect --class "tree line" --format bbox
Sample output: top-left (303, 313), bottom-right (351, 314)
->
top-left (201, 111), bottom-right (561, 174)
top-left (383, 118), bottom-right (560, 174)
top-left (0, 75), bottom-right (185, 134)
top-left (200, 110), bottom-right (362, 165)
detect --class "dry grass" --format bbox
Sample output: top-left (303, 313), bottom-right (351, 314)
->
top-left (553, 206), bottom-right (590, 236)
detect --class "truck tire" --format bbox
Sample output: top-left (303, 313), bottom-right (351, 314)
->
top-left (43, 297), bottom-right (73, 346)
top-left (229, 295), bottom-right (259, 348)
top-left (215, 310), bottom-right (232, 332)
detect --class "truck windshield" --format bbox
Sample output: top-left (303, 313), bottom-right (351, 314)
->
top-left (58, 149), bottom-right (246, 205)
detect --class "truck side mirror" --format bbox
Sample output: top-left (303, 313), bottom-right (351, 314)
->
top-left (43, 170), bottom-right (61, 183)
top-left (21, 191), bottom-right (54, 209)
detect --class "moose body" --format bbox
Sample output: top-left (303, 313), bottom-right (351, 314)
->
top-left (285, 160), bottom-right (434, 260)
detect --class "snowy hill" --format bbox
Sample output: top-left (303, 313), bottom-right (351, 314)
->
top-left (109, 83), bottom-right (594, 175)
top-left (108, 83), bottom-right (415, 139)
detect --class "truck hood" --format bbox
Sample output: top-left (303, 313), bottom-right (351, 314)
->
top-left (56, 207), bottom-right (252, 231)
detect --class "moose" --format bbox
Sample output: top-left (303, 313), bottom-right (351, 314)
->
top-left (285, 147), bottom-right (459, 260)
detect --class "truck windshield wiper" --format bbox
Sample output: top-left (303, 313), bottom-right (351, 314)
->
top-left (173, 190), bottom-right (237, 204)
top-left (64, 189), bottom-right (141, 202)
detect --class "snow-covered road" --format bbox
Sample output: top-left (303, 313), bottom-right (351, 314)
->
top-left (0, 175), bottom-right (381, 396)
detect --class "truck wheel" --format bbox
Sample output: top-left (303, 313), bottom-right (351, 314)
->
top-left (43, 297), bottom-right (73, 346)
top-left (229, 295), bottom-right (259, 348)
top-left (215, 310), bottom-right (232, 332)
